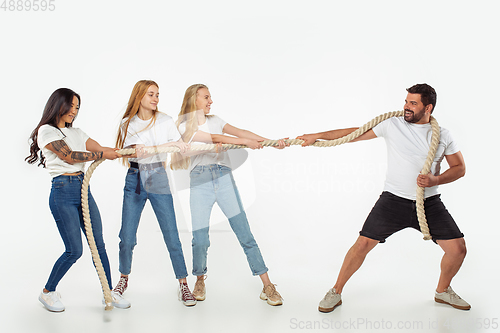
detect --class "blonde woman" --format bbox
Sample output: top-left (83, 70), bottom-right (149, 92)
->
top-left (114, 80), bottom-right (196, 306)
top-left (171, 84), bottom-right (285, 306)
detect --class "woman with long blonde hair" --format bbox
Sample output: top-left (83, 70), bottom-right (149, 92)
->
top-left (172, 84), bottom-right (286, 306)
top-left (113, 80), bottom-right (196, 306)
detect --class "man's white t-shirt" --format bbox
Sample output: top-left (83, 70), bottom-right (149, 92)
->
top-left (122, 112), bottom-right (181, 164)
top-left (372, 116), bottom-right (459, 200)
top-left (37, 124), bottom-right (90, 178)
top-left (179, 115), bottom-right (231, 172)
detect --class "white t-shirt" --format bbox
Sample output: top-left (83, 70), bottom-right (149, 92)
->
top-left (37, 124), bottom-right (90, 178)
top-left (121, 112), bottom-right (181, 164)
top-left (179, 115), bottom-right (231, 172)
top-left (372, 116), bottom-right (459, 200)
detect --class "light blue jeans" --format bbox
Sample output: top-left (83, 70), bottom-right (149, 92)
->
top-left (190, 164), bottom-right (268, 276)
top-left (118, 166), bottom-right (188, 279)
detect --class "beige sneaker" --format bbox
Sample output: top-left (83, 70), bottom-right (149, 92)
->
top-left (435, 286), bottom-right (470, 310)
top-left (260, 284), bottom-right (283, 306)
top-left (318, 288), bottom-right (342, 313)
top-left (193, 276), bottom-right (206, 301)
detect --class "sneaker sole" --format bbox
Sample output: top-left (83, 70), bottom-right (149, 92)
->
top-left (434, 297), bottom-right (470, 310)
top-left (178, 294), bottom-right (197, 306)
top-left (259, 292), bottom-right (283, 306)
top-left (318, 300), bottom-right (342, 313)
top-left (194, 294), bottom-right (205, 301)
top-left (39, 296), bottom-right (65, 312)
top-left (102, 299), bottom-right (131, 309)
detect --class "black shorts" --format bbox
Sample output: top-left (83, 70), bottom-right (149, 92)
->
top-left (360, 191), bottom-right (464, 243)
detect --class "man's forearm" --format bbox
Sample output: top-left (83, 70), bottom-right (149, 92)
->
top-left (316, 127), bottom-right (359, 140)
top-left (436, 165), bottom-right (466, 185)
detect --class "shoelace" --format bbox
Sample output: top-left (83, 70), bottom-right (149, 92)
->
top-left (114, 277), bottom-right (128, 295)
top-left (327, 289), bottom-right (339, 298)
top-left (180, 284), bottom-right (196, 301)
top-left (46, 291), bottom-right (62, 305)
top-left (447, 288), bottom-right (462, 300)
top-left (194, 279), bottom-right (205, 293)
top-left (266, 284), bottom-right (283, 300)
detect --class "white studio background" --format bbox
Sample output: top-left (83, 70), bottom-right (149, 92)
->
top-left (1, 1), bottom-right (499, 333)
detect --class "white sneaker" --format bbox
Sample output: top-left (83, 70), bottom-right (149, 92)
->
top-left (435, 286), bottom-right (470, 310)
top-left (39, 291), bottom-right (65, 312)
top-left (102, 291), bottom-right (131, 309)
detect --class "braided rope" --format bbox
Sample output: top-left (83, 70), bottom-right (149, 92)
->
top-left (416, 116), bottom-right (440, 240)
top-left (81, 110), bottom-right (439, 306)
top-left (81, 158), bottom-right (113, 310)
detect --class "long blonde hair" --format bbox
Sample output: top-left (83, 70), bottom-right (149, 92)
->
top-left (170, 84), bottom-right (210, 170)
top-left (116, 80), bottom-right (159, 166)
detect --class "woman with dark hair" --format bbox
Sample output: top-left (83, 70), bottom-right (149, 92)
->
top-left (27, 88), bottom-right (130, 312)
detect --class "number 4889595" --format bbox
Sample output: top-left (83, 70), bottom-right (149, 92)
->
top-left (1, 0), bottom-right (56, 11)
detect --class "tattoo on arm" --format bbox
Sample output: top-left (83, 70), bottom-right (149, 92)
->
top-left (70, 151), bottom-right (103, 162)
top-left (50, 140), bottom-right (103, 162)
top-left (50, 140), bottom-right (72, 158)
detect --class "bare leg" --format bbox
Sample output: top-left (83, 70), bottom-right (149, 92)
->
top-left (436, 238), bottom-right (466, 293)
top-left (333, 236), bottom-right (379, 294)
top-left (259, 272), bottom-right (282, 305)
top-left (259, 272), bottom-right (271, 287)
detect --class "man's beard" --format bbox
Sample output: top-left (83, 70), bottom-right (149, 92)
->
top-left (404, 109), bottom-right (425, 123)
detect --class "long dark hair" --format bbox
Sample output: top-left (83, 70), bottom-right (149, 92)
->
top-left (26, 88), bottom-right (81, 167)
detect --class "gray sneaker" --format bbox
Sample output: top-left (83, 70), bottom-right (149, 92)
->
top-left (318, 288), bottom-right (342, 313)
top-left (434, 286), bottom-right (470, 310)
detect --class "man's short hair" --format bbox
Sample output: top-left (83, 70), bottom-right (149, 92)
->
top-left (406, 83), bottom-right (437, 113)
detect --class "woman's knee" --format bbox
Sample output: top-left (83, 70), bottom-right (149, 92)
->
top-left (66, 248), bottom-right (83, 262)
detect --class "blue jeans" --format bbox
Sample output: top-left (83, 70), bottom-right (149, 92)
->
top-left (118, 166), bottom-right (188, 279)
top-left (46, 173), bottom-right (112, 292)
top-left (190, 164), bottom-right (268, 276)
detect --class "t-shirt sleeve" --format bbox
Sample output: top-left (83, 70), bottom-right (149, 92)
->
top-left (442, 129), bottom-right (460, 155)
top-left (210, 115), bottom-right (227, 133)
top-left (121, 119), bottom-right (142, 146)
top-left (166, 117), bottom-right (181, 142)
top-left (371, 118), bottom-right (391, 138)
top-left (37, 125), bottom-right (64, 149)
top-left (75, 128), bottom-right (90, 145)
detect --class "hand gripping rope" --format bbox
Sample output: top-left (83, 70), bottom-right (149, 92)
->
top-left (81, 110), bottom-right (439, 309)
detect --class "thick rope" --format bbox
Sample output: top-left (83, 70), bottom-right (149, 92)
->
top-left (81, 158), bottom-right (113, 310)
top-left (81, 110), bottom-right (439, 306)
top-left (416, 116), bottom-right (440, 240)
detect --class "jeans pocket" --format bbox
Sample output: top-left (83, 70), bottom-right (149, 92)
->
top-left (51, 180), bottom-right (67, 189)
top-left (127, 168), bottom-right (138, 176)
top-left (152, 167), bottom-right (167, 176)
top-left (190, 168), bottom-right (203, 178)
